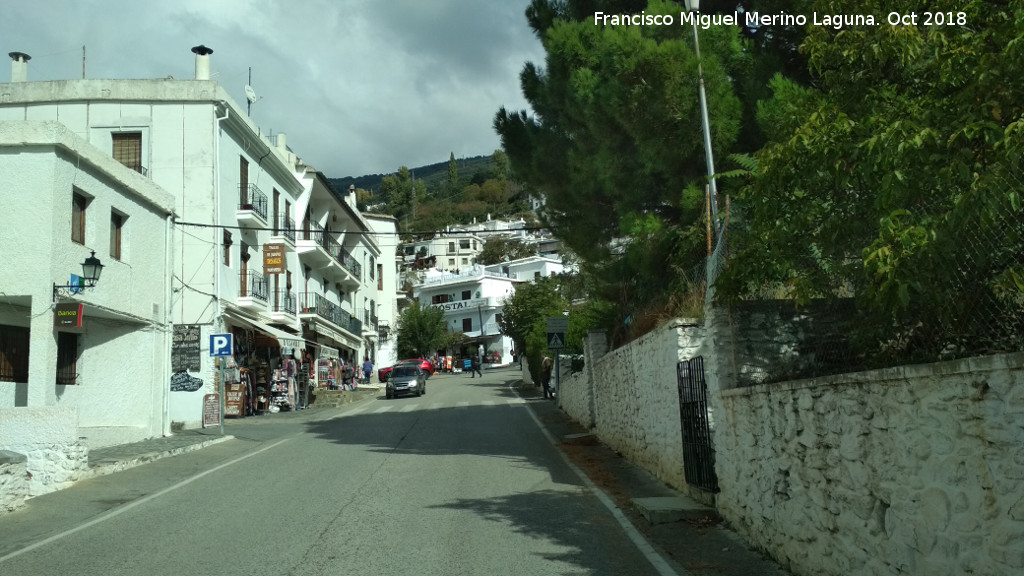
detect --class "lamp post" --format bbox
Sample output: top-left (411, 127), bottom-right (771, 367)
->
top-left (683, 0), bottom-right (720, 229)
top-left (53, 251), bottom-right (104, 301)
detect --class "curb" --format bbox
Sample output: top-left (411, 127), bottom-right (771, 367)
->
top-left (81, 435), bottom-right (235, 481)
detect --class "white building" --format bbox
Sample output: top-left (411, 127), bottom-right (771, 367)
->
top-left (401, 233), bottom-right (484, 273)
top-left (363, 214), bottom-right (411, 371)
top-left (0, 47), bottom-right (398, 434)
top-left (485, 255), bottom-right (565, 281)
top-left (0, 120), bottom-right (176, 495)
top-left (413, 265), bottom-right (517, 365)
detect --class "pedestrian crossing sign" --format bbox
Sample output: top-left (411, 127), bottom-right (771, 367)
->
top-left (547, 332), bottom-right (565, 349)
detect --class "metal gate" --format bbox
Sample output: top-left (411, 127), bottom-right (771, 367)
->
top-left (677, 357), bottom-right (719, 493)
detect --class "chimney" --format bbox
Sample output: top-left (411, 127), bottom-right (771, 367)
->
top-left (9, 52), bottom-right (30, 83)
top-left (276, 132), bottom-right (287, 152)
top-left (191, 45), bottom-right (213, 80)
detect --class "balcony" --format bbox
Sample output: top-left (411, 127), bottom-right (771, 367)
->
top-left (238, 270), bottom-right (268, 309)
top-left (270, 290), bottom-right (296, 322)
top-left (269, 215), bottom-right (296, 250)
top-left (295, 221), bottom-right (332, 267)
top-left (297, 292), bottom-right (362, 340)
top-left (325, 241), bottom-right (361, 287)
top-left (237, 184), bottom-right (269, 227)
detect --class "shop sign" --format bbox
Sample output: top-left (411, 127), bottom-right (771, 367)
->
top-left (263, 243), bottom-right (285, 275)
top-left (203, 394), bottom-right (220, 428)
top-left (172, 324), bottom-right (201, 372)
top-left (54, 303), bottom-right (83, 328)
top-left (427, 297), bottom-right (491, 313)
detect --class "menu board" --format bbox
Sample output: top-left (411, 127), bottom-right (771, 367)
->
top-left (224, 382), bottom-right (246, 417)
top-left (203, 394), bottom-right (220, 428)
top-left (172, 325), bottom-right (201, 372)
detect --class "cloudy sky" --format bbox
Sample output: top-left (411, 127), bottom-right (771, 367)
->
top-left (4, 0), bottom-right (545, 178)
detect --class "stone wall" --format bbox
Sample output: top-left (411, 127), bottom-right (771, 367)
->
top-left (0, 405), bottom-right (89, 502)
top-left (0, 451), bottom-right (28, 514)
top-left (716, 352), bottom-right (1024, 576)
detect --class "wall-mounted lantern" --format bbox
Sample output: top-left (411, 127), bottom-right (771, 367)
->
top-left (53, 251), bottom-right (104, 301)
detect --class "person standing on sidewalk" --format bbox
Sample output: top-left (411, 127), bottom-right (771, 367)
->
top-left (541, 356), bottom-right (553, 398)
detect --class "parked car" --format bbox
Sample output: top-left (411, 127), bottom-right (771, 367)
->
top-left (379, 358), bottom-right (434, 382)
top-left (386, 364), bottom-right (427, 399)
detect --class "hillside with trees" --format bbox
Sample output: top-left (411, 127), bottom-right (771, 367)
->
top-left (329, 151), bottom-right (536, 233)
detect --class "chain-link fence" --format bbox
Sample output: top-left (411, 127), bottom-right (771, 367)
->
top-left (708, 174), bottom-right (1024, 387)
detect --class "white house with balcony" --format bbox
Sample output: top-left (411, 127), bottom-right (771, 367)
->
top-left (401, 233), bottom-right (484, 273)
top-left (413, 265), bottom-right (517, 364)
top-left (0, 46), bottom-right (396, 431)
top-left (485, 255), bottom-right (565, 282)
top-left (0, 120), bottom-right (176, 498)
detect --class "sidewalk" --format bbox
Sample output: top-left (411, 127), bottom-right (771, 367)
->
top-left (516, 382), bottom-right (790, 576)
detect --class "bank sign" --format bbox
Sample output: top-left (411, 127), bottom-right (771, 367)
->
top-left (428, 297), bottom-right (490, 312)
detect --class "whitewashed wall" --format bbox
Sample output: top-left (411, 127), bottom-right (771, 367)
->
top-left (716, 352), bottom-right (1024, 576)
top-left (0, 406), bottom-right (87, 499)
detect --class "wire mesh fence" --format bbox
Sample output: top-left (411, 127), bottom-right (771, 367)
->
top-left (707, 173), bottom-right (1024, 387)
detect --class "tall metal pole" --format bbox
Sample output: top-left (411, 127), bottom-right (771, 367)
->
top-left (691, 18), bottom-right (719, 228)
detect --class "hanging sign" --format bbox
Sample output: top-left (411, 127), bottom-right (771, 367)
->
top-left (263, 243), bottom-right (285, 275)
top-left (54, 303), bottom-right (84, 328)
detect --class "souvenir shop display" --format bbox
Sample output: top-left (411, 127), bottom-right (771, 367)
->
top-left (269, 367), bottom-right (292, 411)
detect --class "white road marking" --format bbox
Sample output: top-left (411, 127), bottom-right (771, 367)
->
top-left (373, 405), bottom-right (394, 414)
top-left (400, 404), bottom-right (417, 412)
top-left (0, 438), bottom-right (291, 564)
top-left (456, 401), bottom-right (470, 407)
top-left (508, 382), bottom-right (681, 576)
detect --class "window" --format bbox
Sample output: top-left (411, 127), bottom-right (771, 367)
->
top-left (473, 240), bottom-right (477, 250)
top-left (461, 290), bottom-right (471, 300)
top-left (239, 157), bottom-right (249, 206)
top-left (223, 230), bottom-right (232, 266)
top-left (534, 272), bottom-right (541, 279)
top-left (432, 294), bottom-right (451, 304)
top-left (448, 242), bottom-right (456, 253)
top-left (462, 318), bottom-right (473, 332)
top-left (377, 264), bottom-right (383, 291)
top-left (459, 239), bottom-right (470, 250)
top-left (461, 258), bottom-right (468, 265)
top-left (404, 246), bottom-right (414, 255)
top-left (110, 211), bottom-right (125, 260)
top-left (112, 132), bottom-right (143, 174)
top-left (448, 259), bottom-right (455, 267)
top-left (495, 313), bottom-right (503, 325)
top-left (369, 256), bottom-right (376, 279)
top-left (0, 325), bottom-right (29, 383)
top-left (56, 332), bottom-right (79, 385)
top-left (72, 191), bottom-right (87, 244)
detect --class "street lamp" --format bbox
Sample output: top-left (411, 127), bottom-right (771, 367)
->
top-left (683, 0), bottom-right (720, 230)
top-left (53, 251), bottom-right (104, 301)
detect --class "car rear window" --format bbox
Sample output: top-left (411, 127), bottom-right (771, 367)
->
top-left (393, 366), bottom-right (419, 377)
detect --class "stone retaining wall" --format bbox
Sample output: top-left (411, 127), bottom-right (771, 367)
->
top-left (716, 352), bottom-right (1024, 576)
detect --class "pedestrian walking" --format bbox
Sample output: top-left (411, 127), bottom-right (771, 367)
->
top-left (541, 356), bottom-right (553, 399)
top-left (343, 361), bottom-right (356, 391)
top-left (362, 357), bottom-right (373, 385)
top-left (471, 355), bottom-right (483, 378)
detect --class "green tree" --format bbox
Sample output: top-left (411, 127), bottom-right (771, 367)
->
top-left (447, 153), bottom-right (459, 196)
top-left (476, 237), bottom-right (537, 265)
top-left (396, 302), bottom-right (447, 358)
top-left (719, 0), bottom-right (1024, 356)
top-left (498, 277), bottom-right (568, 382)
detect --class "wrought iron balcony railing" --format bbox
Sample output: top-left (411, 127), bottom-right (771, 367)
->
top-left (240, 270), bottom-right (268, 302)
top-left (239, 184), bottom-right (269, 220)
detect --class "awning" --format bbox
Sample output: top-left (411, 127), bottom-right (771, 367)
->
top-left (224, 311), bottom-right (307, 350)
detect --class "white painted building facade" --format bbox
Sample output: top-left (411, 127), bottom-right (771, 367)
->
top-left (0, 48), bottom-right (398, 434)
top-left (0, 120), bottom-right (176, 495)
top-left (413, 266), bottom-right (517, 364)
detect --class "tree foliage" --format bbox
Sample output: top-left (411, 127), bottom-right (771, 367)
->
top-left (476, 237), bottom-right (537, 265)
top-left (719, 0), bottom-right (1024, 356)
top-left (396, 302), bottom-right (447, 358)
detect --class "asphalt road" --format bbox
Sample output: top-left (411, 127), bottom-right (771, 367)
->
top-left (0, 367), bottom-right (677, 575)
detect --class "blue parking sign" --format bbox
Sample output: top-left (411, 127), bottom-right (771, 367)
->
top-left (210, 333), bottom-right (233, 357)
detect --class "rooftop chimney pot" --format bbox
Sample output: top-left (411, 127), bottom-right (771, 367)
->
top-left (191, 45), bottom-right (213, 80)
top-left (9, 51), bottom-right (30, 83)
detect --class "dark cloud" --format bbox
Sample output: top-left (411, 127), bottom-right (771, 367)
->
top-left (1, 0), bottom-right (542, 177)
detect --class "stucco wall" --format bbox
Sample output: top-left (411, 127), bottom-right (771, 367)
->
top-left (716, 352), bottom-right (1024, 576)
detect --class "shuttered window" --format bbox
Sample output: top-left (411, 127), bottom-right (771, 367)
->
top-left (56, 332), bottom-right (79, 385)
top-left (112, 132), bottom-right (143, 173)
top-left (0, 325), bottom-right (30, 383)
top-left (72, 192), bottom-right (86, 244)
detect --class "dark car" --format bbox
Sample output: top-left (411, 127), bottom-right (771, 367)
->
top-left (386, 364), bottom-right (427, 399)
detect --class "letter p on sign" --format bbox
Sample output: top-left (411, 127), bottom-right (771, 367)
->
top-left (210, 333), bottom-right (233, 357)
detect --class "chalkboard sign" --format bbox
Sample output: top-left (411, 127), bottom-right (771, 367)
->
top-left (170, 371), bottom-right (204, 392)
top-left (203, 394), bottom-right (220, 428)
top-left (172, 325), bottom-right (201, 372)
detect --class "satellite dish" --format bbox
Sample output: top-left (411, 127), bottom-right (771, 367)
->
top-left (244, 85), bottom-right (257, 103)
